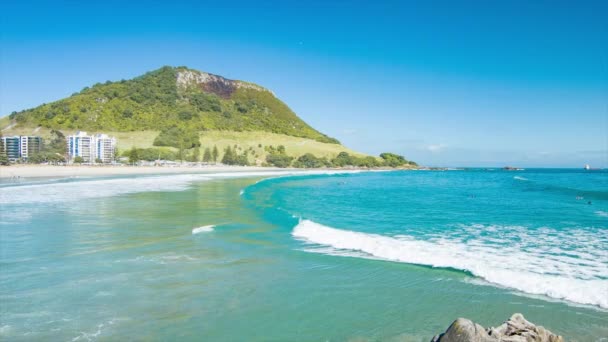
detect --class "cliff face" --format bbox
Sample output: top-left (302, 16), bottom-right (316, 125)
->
top-left (176, 69), bottom-right (272, 98)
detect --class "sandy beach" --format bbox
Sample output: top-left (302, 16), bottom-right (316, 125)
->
top-left (0, 164), bottom-right (287, 179)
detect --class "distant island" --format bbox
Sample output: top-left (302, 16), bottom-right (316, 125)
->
top-left (0, 66), bottom-right (416, 169)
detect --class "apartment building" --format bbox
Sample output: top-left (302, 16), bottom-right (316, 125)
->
top-left (67, 131), bottom-right (116, 163)
top-left (0, 135), bottom-right (42, 161)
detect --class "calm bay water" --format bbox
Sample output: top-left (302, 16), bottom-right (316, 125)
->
top-left (0, 169), bottom-right (607, 341)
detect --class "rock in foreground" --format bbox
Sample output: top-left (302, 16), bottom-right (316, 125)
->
top-left (431, 313), bottom-right (563, 342)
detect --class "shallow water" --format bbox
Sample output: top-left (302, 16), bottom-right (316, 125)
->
top-left (1, 169), bottom-right (606, 341)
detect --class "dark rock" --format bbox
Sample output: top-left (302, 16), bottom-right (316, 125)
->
top-left (432, 313), bottom-right (563, 342)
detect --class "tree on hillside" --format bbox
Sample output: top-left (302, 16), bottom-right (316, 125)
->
top-left (48, 130), bottom-right (66, 153)
top-left (128, 147), bottom-right (139, 164)
top-left (203, 147), bottom-right (212, 163)
top-left (212, 145), bottom-right (219, 162)
top-left (191, 146), bottom-right (201, 162)
top-left (222, 146), bottom-right (235, 165)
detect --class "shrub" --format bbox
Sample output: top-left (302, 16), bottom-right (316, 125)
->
top-left (266, 153), bottom-right (293, 168)
top-left (379, 152), bottom-right (408, 167)
top-left (293, 153), bottom-right (329, 168)
top-left (153, 126), bottom-right (200, 149)
top-left (331, 152), bottom-right (356, 167)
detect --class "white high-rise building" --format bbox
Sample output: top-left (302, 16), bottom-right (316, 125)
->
top-left (94, 134), bottom-right (116, 163)
top-left (67, 131), bottom-right (116, 163)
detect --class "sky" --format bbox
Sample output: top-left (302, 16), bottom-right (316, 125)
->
top-left (1, 0), bottom-right (607, 167)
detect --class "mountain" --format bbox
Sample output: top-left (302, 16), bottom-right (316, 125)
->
top-left (5, 66), bottom-right (339, 144)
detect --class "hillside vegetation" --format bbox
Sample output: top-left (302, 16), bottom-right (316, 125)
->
top-left (1, 66), bottom-right (417, 168)
top-left (5, 66), bottom-right (338, 144)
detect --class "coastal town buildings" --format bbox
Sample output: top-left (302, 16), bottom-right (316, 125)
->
top-left (19, 136), bottom-right (43, 159)
top-left (67, 131), bottom-right (116, 163)
top-left (94, 134), bottom-right (117, 163)
top-left (0, 135), bottom-right (42, 161)
top-left (67, 131), bottom-right (94, 162)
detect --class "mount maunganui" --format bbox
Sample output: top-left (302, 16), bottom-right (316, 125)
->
top-left (7, 66), bottom-right (339, 144)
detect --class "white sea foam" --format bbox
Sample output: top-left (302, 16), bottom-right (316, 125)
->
top-left (0, 325), bottom-right (11, 335)
top-left (292, 220), bottom-right (608, 309)
top-left (596, 211), bottom-right (608, 218)
top-left (513, 176), bottom-right (529, 181)
top-left (70, 318), bottom-right (125, 342)
top-left (192, 225), bottom-right (215, 234)
top-left (0, 170), bottom-right (361, 205)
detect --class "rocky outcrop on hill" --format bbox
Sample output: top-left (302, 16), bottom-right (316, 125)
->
top-left (176, 69), bottom-right (272, 98)
top-left (431, 313), bottom-right (563, 342)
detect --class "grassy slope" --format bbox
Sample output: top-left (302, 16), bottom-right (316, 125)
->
top-left (0, 121), bottom-right (364, 164)
top-left (108, 130), bottom-right (365, 163)
top-left (196, 131), bottom-right (364, 163)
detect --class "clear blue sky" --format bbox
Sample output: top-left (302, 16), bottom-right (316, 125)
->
top-left (1, 0), bottom-right (606, 167)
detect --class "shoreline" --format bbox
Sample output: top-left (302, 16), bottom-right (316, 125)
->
top-left (0, 165), bottom-right (290, 179)
top-left (0, 164), bottom-right (405, 179)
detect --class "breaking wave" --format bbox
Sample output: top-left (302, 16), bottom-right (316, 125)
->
top-left (0, 170), bottom-right (362, 205)
top-left (292, 220), bottom-right (608, 309)
top-left (192, 225), bottom-right (215, 234)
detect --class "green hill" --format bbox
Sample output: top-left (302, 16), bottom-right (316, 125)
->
top-left (1, 66), bottom-right (417, 168)
top-left (4, 66), bottom-right (339, 144)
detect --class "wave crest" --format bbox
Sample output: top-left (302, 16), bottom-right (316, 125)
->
top-left (192, 225), bottom-right (214, 234)
top-left (292, 220), bottom-right (608, 309)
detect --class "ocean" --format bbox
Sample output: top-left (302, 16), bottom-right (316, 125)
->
top-left (0, 169), bottom-right (606, 341)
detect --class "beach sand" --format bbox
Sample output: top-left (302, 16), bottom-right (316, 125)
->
top-left (0, 165), bottom-right (286, 179)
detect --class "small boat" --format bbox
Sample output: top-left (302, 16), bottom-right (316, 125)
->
top-left (584, 164), bottom-right (590, 170)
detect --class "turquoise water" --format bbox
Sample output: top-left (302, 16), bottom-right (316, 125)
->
top-left (0, 169), bottom-right (607, 341)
